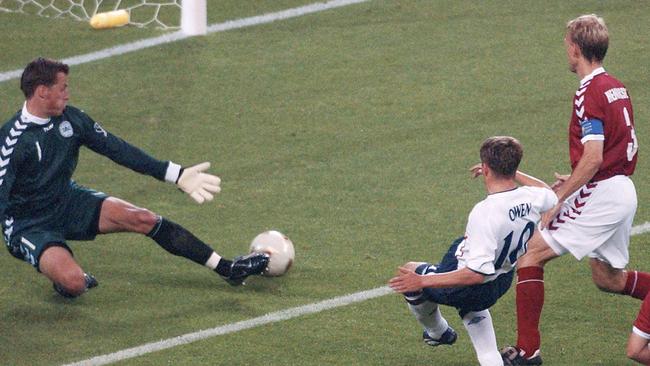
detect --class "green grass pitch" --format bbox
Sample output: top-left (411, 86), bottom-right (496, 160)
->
top-left (0, 1), bottom-right (649, 365)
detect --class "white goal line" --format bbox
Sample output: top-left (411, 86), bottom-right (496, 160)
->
top-left (0, 0), bottom-right (371, 83)
top-left (63, 221), bottom-right (650, 366)
top-left (63, 286), bottom-right (394, 366)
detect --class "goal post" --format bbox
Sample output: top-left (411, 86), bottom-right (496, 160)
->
top-left (0, 0), bottom-right (207, 33)
top-left (181, 0), bottom-right (206, 35)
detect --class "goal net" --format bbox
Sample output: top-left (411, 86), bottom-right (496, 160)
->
top-left (0, 0), bottom-right (182, 29)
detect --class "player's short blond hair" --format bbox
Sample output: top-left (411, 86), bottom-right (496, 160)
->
top-left (566, 14), bottom-right (609, 63)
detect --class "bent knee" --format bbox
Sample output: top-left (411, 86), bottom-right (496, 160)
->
top-left (592, 279), bottom-right (615, 293)
top-left (592, 276), bottom-right (624, 293)
top-left (123, 207), bottom-right (158, 234)
top-left (627, 349), bottom-right (643, 362)
top-left (590, 260), bottom-right (626, 293)
top-left (100, 198), bottom-right (159, 234)
top-left (132, 207), bottom-right (158, 227)
top-left (57, 270), bottom-right (87, 295)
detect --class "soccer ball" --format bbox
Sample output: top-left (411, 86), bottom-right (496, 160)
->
top-left (249, 230), bottom-right (295, 277)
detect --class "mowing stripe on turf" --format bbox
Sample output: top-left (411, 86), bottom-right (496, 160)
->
top-left (0, 0), bottom-right (370, 83)
top-left (63, 221), bottom-right (650, 365)
top-left (63, 286), bottom-right (394, 366)
top-left (632, 221), bottom-right (650, 235)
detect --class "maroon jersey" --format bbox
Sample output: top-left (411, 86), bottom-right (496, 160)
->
top-left (569, 67), bottom-right (638, 181)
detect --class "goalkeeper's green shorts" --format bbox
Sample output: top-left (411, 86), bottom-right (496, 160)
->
top-left (3, 182), bottom-right (107, 271)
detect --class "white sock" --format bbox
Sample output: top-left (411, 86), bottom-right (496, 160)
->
top-left (204, 252), bottom-right (222, 269)
top-left (408, 300), bottom-right (448, 338)
top-left (462, 310), bottom-right (503, 366)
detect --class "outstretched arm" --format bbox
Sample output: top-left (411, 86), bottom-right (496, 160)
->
top-left (469, 163), bottom-right (552, 189)
top-left (80, 112), bottom-right (221, 204)
top-left (514, 171), bottom-right (551, 189)
top-left (389, 266), bottom-right (484, 293)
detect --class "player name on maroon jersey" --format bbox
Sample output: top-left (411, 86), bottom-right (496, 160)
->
top-left (604, 87), bottom-right (629, 104)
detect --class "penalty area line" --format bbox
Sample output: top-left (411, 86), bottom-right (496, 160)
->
top-left (62, 221), bottom-right (650, 365)
top-left (62, 286), bottom-right (393, 366)
top-left (0, 0), bottom-right (371, 83)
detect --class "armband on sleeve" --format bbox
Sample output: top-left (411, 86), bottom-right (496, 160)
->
top-left (580, 118), bottom-right (605, 143)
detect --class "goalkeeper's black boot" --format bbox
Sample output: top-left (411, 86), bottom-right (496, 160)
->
top-left (53, 273), bottom-right (99, 298)
top-left (222, 253), bottom-right (269, 286)
top-left (501, 346), bottom-right (543, 365)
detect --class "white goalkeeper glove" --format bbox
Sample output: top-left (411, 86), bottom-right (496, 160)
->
top-left (175, 162), bottom-right (222, 204)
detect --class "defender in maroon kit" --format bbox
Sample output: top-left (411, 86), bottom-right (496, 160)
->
top-left (501, 14), bottom-right (648, 365)
top-left (568, 68), bottom-right (637, 181)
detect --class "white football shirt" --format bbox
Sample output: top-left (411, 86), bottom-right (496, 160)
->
top-left (455, 186), bottom-right (558, 282)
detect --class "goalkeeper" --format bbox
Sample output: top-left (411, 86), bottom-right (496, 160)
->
top-left (0, 57), bottom-right (269, 298)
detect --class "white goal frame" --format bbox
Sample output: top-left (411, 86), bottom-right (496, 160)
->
top-left (0, 0), bottom-right (206, 34)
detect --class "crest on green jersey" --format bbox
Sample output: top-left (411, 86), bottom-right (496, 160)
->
top-left (59, 121), bottom-right (73, 138)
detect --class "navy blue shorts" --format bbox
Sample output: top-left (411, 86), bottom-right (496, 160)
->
top-left (417, 237), bottom-right (514, 318)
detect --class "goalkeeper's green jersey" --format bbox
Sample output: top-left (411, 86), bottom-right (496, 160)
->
top-left (0, 104), bottom-right (172, 221)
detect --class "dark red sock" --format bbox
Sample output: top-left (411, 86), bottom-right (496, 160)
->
top-left (624, 270), bottom-right (650, 300)
top-left (516, 266), bottom-right (545, 357)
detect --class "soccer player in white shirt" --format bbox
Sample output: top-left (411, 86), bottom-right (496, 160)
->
top-left (389, 136), bottom-right (557, 366)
